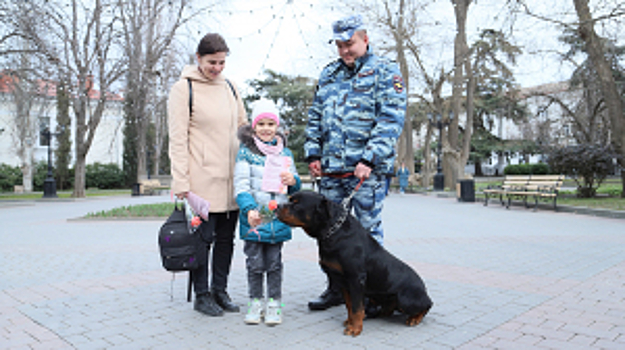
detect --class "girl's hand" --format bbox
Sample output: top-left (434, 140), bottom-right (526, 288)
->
top-left (248, 210), bottom-right (262, 227)
top-left (280, 171), bottom-right (296, 186)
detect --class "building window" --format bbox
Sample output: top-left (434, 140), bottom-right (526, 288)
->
top-left (563, 124), bottom-right (570, 136)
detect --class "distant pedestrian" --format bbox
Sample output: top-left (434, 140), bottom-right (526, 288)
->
top-left (397, 162), bottom-right (410, 194)
top-left (168, 33), bottom-right (247, 317)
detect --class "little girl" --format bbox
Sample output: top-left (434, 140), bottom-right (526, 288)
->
top-left (233, 99), bottom-right (301, 326)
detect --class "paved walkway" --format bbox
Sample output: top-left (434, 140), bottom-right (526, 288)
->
top-left (1, 193), bottom-right (624, 349)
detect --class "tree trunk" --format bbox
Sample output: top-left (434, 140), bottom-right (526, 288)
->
top-left (448, 0), bottom-right (472, 187)
top-left (422, 126), bottom-right (434, 187)
top-left (21, 159), bottom-right (33, 192)
top-left (73, 154), bottom-right (86, 198)
top-left (461, 47), bottom-right (475, 178)
top-left (394, 0), bottom-right (414, 176)
top-left (573, 0), bottom-right (625, 196)
top-left (475, 159), bottom-right (483, 177)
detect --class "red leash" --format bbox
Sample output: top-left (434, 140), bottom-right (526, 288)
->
top-left (321, 172), bottom-right (365, 193)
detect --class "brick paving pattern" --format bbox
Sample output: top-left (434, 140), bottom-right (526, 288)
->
top-left (1, 193), bottom-right (624, 349)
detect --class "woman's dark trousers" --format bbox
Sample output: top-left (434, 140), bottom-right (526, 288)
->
top-left (191, 210), bottom-right (239, 295)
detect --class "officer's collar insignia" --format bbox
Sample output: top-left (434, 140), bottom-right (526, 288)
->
top-left (393, 75), bottom-right (404, 93)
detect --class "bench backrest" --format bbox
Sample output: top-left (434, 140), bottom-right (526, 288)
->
top-left (525, 175), bottom-right (564, 191)
top-left (500, 174), bottom-right (564, 191)
top-left (501, 175), bottom-right (530, 190)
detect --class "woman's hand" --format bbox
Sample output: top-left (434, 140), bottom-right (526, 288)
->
top-left (175, 191), bottom-right (188, 200)
top-left (280, 171), bottom-right (296, 186)
top-left (247, 210), bottom-right (262, 227)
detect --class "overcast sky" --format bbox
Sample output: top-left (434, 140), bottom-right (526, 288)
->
top-left (175, 0), bottom-right (622, 95)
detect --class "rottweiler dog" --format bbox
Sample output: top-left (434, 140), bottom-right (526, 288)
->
top-left (276, 191), bottom-right (432, 336)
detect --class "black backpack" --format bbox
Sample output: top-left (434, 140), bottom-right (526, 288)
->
top-left (158, 201), bottom-right (202, 272)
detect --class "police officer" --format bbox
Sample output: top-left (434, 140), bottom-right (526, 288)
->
top-left (305, 14), bottom-right (406, 311)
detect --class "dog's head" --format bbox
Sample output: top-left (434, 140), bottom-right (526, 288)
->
top-left (276, 191), bottom-right (338, 239)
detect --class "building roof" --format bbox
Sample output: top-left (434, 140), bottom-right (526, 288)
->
top-left (517, 81), bottom-right (570, 99)
top-left (0, 71), bottom-right (122, 101)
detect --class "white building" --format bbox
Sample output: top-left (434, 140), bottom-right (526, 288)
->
top-left (0, 73), bottom-right (124, 173)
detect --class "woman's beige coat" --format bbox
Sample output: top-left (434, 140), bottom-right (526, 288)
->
top-left (168, 65), bottom-right (248, 212)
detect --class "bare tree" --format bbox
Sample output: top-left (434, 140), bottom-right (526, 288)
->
top-left (119, 0), bottom-right (198, 182)
top-left (2, 2), bottom-right (61, 192)
top-left (3, 66), bottom-right (54, 192)
top-left (510, 0), bottom-right (625, 196)
top-left (445, 0), bottom-right (473, 187)
top-left (152, 49), bottom-right (180, 176)
top-left (378, 0), bottom-right (414, 175)
top-left (15, 0), bottom-right (126, 197)
top-left (573, 0), bottom-right (625, 196)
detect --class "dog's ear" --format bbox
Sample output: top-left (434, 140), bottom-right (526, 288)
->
top-left (315, 197), bottom-right (330, 221)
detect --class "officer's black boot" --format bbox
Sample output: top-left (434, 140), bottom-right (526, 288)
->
top-left (308, 281), bottom-right (344, 311)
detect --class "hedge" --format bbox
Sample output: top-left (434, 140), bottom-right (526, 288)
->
top-left (1, 162), bottom-right (125, 191)
top-left (503, 163), bottom-right (551, 175)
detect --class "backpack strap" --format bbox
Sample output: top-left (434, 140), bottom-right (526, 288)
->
top-left (187, 78), bottom-right (193, 117)
top-left (187, 78), bottom-right (237, 117)
top-left (225, 79), bottom-right (237, 99)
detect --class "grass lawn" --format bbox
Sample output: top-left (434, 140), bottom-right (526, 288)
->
top-left (557, 197), bottom-right (625, 211)
top-left (84, 202), bottom-right (175, 218)
top-left (0, 189), bottom-right (131, 199)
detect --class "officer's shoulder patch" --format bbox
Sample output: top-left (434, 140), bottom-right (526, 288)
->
top-left (393, 75), bottom-right (404, 93)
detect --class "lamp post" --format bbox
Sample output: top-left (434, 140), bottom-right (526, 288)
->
top-left (41, 128), bottom-right (58, 198)
top-left (428, 112), bottom-right (453, 191)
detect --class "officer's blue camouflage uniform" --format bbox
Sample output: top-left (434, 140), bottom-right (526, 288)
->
top-left (305, 45), bottom-right (406, 245)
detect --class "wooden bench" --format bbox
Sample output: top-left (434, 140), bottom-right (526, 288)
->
top-left (483, 175), bottom-right (565, 210)
top-left (139, 179), bottom-right (163, 195)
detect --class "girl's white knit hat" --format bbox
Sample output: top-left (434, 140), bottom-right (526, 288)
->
top-left (251, 98), bottom-right (280, 128)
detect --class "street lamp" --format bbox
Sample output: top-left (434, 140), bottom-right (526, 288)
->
top-left (41, 128), bottom-right (60, 198)
top-left (428, 111), bottom-right (453, 191)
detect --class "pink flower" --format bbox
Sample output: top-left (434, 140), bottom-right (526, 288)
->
top-left (191, 216), bottom-right (202, 227)
top-left (268, 200), bottom-right (278, 211)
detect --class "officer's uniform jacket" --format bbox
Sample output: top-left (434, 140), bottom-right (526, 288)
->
top-left (304, 47), bottom-right (406, 175)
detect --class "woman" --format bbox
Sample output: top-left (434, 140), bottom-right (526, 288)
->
top-left (168, 33), bottom-right (247, 316)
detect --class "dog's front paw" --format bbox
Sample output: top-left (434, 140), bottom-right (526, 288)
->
top-left (343, 324), bottom-right (362, 336)
top-left (406, 311), bottom-right (427, 326)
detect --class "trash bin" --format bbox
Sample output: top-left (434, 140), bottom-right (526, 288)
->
top-left (456, 179), bottom-right (475, 202)
top-left (131, 183), bottom-right (142, 196)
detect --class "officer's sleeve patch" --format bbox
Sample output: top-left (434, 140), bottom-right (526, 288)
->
top-left (393, 75), bottom-right (404, 93)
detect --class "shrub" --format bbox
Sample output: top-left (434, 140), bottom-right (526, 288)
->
top-left (503, 163), bottom-right (550, 175)
top-left (295, 162), bottom-right (309, 176)
top-left (33, 161), bottom-right (50, 191)
top-left (0, 163), bottom-right (22, 192)
top-left (86, 163), bottom-right (125, 189)
top-left (547, 144), bottom-right (619, 198)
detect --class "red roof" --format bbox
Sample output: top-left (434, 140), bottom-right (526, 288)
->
top-left (0, 71), bottom-right (122, 101)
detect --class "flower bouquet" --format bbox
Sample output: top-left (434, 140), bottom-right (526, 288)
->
top-left (246, 200), bottom-right (279, 240)
top-left (257, 199), bottom-right (279, 225)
